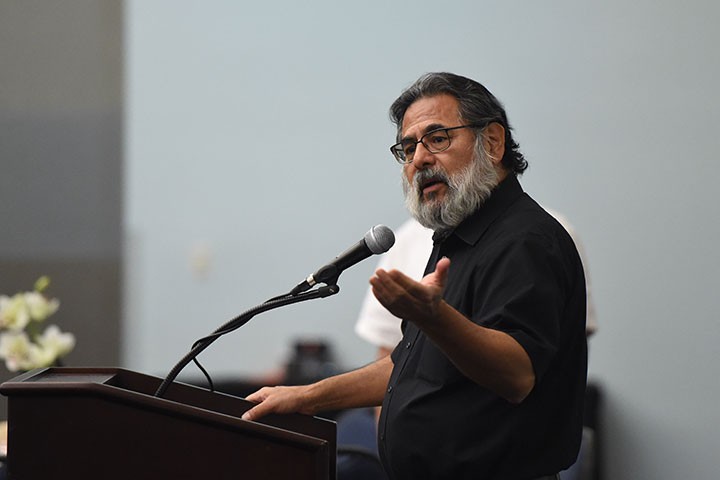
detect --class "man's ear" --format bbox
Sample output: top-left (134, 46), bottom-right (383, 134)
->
top-left (483, 122), bottom-right (506, 166)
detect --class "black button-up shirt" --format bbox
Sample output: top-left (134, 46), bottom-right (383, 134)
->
top-left (378, 175), bottom-right (588, 480)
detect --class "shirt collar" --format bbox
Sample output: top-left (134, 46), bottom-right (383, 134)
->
top-left (432, 174), bottom-right (525, 247)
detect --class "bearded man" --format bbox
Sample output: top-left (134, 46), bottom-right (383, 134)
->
top-left (243, 73), bottom-right (588, 480)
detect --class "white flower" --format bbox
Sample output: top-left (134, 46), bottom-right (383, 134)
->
top-left (0, 294), bottom-right (32, 331)
top-left (0, 331), bottom-right (36, 372)
top-left (24, 291), bottom-right (60, 322)
top-left (0, 277), bottom-right (75, 372)
top-left (36, 325), bottom-right (75, 359)
top-left (0, 326), bottom-right (75, 372)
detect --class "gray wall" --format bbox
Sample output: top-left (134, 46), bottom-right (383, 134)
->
top-left (0, 1), bottom-right (123, 413)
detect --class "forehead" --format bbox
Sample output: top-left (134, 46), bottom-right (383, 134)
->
top-left (401, 94), bottom-right (462, 137)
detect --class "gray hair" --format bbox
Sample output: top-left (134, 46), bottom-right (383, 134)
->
top-left (390, 72), bottom-right (527, 175)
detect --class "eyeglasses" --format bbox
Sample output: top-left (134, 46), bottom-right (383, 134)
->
top-left (390, 124), bottom-right (481, 164)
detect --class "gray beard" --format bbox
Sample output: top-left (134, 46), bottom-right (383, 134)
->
top-left (402, 148), bottom-right (500, 233)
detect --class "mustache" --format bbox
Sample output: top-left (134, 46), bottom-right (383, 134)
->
top-left (412, 167), bottom-right (451, 195)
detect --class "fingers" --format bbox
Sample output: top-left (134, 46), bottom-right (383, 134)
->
top-left (370, 269), bottom-right (411, 311)
top-left (372, 258), bottom-right (450, 289)
top-left (242, 387), bottom-right (273, 421)
top-left (370, 259), bottom-right (451, 324)
top-left (242, 400), bottom-right (270, 422)
top-left (371, 257), bottom-right (450, 301)
top-left (370, 269), bottom-right (425, 319)
top-left (371, 268), bottom-right (414, 296)
top-left (241, 385), bottom-right (309, 421)
top-left (244, 386), bottom-right (271, 403)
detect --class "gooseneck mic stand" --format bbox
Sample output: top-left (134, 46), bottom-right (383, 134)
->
top-left (154, 283), bottom-right (340, 398)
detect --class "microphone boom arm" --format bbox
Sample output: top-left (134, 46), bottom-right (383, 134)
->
top-left (154, 284), bottom-right (340, 398)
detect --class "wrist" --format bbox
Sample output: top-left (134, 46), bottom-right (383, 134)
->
top-left (417, 299), bottom-right (450, 333)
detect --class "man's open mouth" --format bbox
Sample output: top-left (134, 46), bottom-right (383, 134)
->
top-left (419, 176), bottom-right (446, 196)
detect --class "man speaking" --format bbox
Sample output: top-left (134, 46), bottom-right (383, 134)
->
top-left (243, 72), bottom-right (587, 480)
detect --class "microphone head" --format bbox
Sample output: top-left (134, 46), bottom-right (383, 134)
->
top-left (365, 225), bottom-right (395, 254)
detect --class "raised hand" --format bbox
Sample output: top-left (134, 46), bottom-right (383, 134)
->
top-left (369, 256), bottom-right (450, 327)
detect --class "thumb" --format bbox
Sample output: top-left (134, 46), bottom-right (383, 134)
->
top-left (425, 256), bottom-right (450, 288)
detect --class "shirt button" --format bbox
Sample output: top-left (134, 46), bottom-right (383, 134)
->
top-left (387, 385), bottom-right (393, 393)
top-left (405, 341), bottom-right (412, 349)
top-left (380, 432), bottom-right (385, 441)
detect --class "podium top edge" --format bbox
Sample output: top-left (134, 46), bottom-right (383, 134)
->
top-left (0, 367), bottom-right (132, 392)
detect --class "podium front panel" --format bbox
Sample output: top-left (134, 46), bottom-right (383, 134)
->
top-left (1, 368), bottom-right (336, 480)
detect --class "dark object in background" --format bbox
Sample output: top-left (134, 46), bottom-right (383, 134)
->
top-left (285, 340), bottom-right (340, 386)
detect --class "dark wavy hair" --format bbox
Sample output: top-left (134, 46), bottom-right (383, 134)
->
top-left (389, 72), bottom-right (527, 175)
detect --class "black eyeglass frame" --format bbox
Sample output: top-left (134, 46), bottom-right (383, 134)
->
top-left (389, 124), bottom-right (485, 165)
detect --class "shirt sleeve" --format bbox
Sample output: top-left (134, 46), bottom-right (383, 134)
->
top-left (472, 229), bottom-right (582, 382)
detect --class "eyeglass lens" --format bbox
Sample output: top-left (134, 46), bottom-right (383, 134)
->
top-left (399, 129), bottom-right (451, 162)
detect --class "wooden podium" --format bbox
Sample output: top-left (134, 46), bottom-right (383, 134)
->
top-left (0, 367), bottom-right (336, 479)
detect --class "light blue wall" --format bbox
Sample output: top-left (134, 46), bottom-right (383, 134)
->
top-left (124, 1), bottom-right (720, 478)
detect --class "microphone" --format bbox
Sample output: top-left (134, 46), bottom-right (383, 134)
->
top-left (289, 225), bottom-right (395, 295)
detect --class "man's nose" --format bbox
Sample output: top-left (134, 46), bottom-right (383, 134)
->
top-left (411, 142), bottom-right (436, 170)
